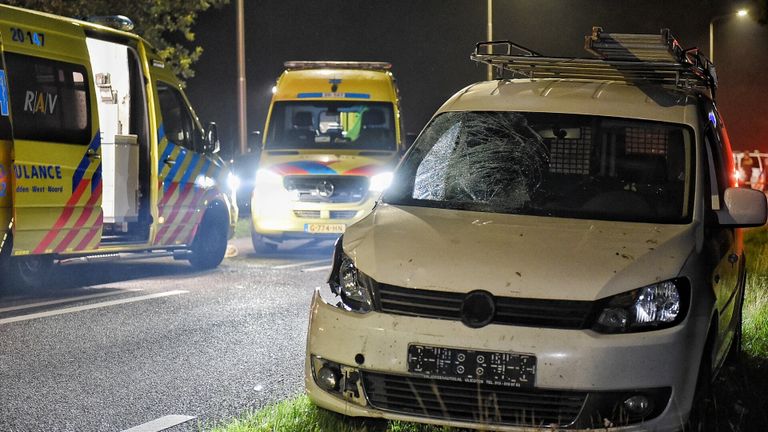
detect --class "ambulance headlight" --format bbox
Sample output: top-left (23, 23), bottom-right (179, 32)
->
top-left (369, 172), bottom-right (394, 192)
top-left (255, 169), bottom-right (283, 187)
top-left (226, 172), bottom-right (241, 192)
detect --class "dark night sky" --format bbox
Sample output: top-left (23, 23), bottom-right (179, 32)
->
top-left (185, 0), bottom-right (768, 158)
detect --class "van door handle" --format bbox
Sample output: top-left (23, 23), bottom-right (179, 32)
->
top-left (86, 149), bottom-right (100, 160)
top-left (164, 157), bottom-right (176, 166)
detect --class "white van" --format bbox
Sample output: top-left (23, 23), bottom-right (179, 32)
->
top-left (304, 29), bottom-right (767, 431)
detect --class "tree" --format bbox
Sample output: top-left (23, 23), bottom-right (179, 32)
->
top-left (756, 0), bottom-right (768, 24)
top-left (5, 0), bottom-right (229, 83)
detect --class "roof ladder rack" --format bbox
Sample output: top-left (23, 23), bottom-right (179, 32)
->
top-left (470, 27), bottom-right (718, 99)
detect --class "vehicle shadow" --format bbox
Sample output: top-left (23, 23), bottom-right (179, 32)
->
top-left (240, 238), bottom-right (336, 261)
top-left (0, 260), bottom-right (197, 301)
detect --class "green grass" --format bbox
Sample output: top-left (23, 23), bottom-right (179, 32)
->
top-left (213, 228), bottom-right (768, 432)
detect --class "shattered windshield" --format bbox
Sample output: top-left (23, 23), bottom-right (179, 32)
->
top-left (384, 111), bottom-right (694, 223)
top-left (265, 101), bottom-right (396, 151)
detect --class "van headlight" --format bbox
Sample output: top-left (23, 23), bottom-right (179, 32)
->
top-left (592, 279), bottom-right (689, 333)
top-left (323, 236), bottom-right (373, 313)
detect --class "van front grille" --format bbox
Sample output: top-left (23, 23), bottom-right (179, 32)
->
top-left (376, 284), bottom-right (594, 329)
top-left (362, 372), bottom-right (586, 427)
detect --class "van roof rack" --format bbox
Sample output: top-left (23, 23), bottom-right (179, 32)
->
top-left (284, 61), bottom-right (391, 71)
top-left (471, 27), bottom-right (717, 98)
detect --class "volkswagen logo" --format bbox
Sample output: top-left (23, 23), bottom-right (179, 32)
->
top-left (316, 180), bottom-right (335, 198)
top-left (460, 290), bottom-right (496, 328)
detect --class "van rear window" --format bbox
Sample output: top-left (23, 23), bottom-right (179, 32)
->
top-left (3, 53), bottom-right (91, 144)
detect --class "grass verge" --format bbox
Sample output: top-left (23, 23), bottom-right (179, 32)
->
top-left (214, 228), bottom-right (768, 432)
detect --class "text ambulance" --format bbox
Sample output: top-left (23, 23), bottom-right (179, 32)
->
top-left (0, 5), bottom-right (238, 288)
top-left (250, 61), bottom-right (404, 252)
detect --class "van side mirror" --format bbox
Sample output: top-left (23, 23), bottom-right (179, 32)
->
top-left (248, 130), bottom-right (262, 154)
top-left (205, 122), bottom-right (220, 154)
top-left (717, 187), bottom-right (768, 227)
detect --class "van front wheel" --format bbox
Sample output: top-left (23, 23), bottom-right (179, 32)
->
top-left (189, 207), bottom-right (228, 270)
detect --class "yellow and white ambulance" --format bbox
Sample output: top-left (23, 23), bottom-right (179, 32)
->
top-left (250, 61), bottom-right (404, 251)
top-left (0, 5), bottom-right (237, 288)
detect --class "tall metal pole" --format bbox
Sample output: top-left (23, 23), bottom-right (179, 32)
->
top-left (236, 0), bottom-right (247, 155)
top-left (709, 19), bottom-right (715, 62)
top-left (486, 0), bottom-right (493, 81)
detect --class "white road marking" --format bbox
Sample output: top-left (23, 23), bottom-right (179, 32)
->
top-left (121, 415), bottom-right (196, 432)
top-left (272, 259), bottom-right (329, 270)
top-left (0, 290), bottom-right (188, 325)
top-left (0, 289), bottom-right (143, 314)
top-left (302, 265), bottom-right (333, 273)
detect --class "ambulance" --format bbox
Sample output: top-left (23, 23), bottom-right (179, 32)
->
top-left (250, 61), bottom-right (404, 252)
top-left (0, 5), bottom-right (238, 288)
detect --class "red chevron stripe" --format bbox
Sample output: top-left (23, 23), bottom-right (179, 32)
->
top-left (156, 184), bottom-right (198, 245)
top-left (74, 224), bottom-right (101, 251)
top-left (52, 183), bottom-right (102, 253)
top-left (164, 188), bottom-right (206, 245)
top-left (158, 182), bottom-right (179, 209)
top-left (33, 180), bottom-right (90, 254)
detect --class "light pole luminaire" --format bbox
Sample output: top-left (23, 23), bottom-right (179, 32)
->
top-left (709, 9), bottom-right (748, 63)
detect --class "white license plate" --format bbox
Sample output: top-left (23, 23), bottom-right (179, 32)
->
top-left (304, 223), bottom-right (345, 234)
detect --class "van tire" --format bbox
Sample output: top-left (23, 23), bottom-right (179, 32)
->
top-left (189, 205), bottom-right (228, 270)
top-left (251, 232), bottom-right (277, 253)
top-left (686, 331), bottom-right (716, 431)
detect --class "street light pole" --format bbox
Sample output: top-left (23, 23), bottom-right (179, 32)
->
top-left (709, 9), bottom-right (748, 63)
top-left (486, 0), bottom-right (493, 81)
top-left (236, 0), bottom-right (248, 155)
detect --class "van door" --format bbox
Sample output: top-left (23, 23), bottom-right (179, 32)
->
top-left (0, 42), bottom-right (13, 255)
top-left (153, 80), bottom-right (212, 247)
top-left (0, 31), bottom-right (102, 255)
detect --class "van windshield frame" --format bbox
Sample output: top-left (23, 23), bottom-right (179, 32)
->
top-left (265, 100), bottom-right (396, 151)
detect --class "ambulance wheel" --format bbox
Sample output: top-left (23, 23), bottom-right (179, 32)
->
top-left (7, 255), bottom-right (54, 291)
top-left (189, 205), bottom-right (228, 270)
top-left (251, 232), bottom-right (277, 254)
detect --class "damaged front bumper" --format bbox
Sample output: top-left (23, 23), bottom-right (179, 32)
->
top-left (305, 290), bottom-right (702, 431)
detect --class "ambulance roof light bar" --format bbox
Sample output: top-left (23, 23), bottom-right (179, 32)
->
top-left (86, 15), bottom-right (135, 32)
top-left (284, 61), bottom-right (392, 71)
top-left (471, 27), bottom-right (717, 99)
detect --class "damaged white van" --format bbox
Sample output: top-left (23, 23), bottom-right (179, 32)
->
top-left (304, 29), bottom-right (767, 431)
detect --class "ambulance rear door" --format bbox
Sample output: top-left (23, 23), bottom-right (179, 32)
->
top-left (0, 14), bottom-right (103, 255)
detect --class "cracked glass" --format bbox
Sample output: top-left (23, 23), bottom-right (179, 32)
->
top-left (385, 111), bottom-right (694, 223)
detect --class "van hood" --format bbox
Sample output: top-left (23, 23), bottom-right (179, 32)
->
top-left (259, 150), bottom-right (396, 177)
top-left (344, 204), bottom-right (697, 301)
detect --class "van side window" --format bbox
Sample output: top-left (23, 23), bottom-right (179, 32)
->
top-left (157, 82), bottom-right (203, 152)
top-left (3, 53), bottom-right (91, 144)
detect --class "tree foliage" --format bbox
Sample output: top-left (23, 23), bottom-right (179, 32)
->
top-left (755, 0), bottom-right (768, 24)
top-left (4, 0), bottom-right (229, 82)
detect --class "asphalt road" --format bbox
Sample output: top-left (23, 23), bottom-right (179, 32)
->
top-left (0, 236), bottom-right (335, 432)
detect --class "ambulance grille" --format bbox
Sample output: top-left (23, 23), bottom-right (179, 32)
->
top-left (284, 175), bottom-right (369, 203)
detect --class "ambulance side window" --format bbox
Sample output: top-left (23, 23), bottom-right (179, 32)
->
top-left (3, 53), bottom-right (91, 144)
top-left (0, 68), bottom-right (11, 140)
top-left (157, 82), bottom-right (203, 152)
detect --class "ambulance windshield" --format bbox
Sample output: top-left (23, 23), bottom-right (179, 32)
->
top-left (266, 101), bottom-right (396, 151)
